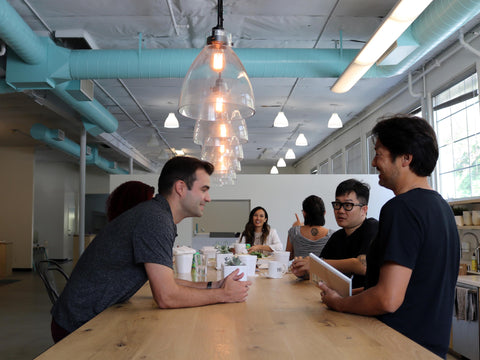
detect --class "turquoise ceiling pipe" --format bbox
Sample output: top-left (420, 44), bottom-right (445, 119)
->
top-left (30, 124), bottom-right (128, 174)
top-left (371, 0), bottom-right (480, 77)
top-left (0, 0), bottom-right (46, 65)
top-left (53, 82), bottom-right (118, 135)
top-left (68, 48), bottom-right (357, 79)
top-left (88, 146), bottom-right (128, 174)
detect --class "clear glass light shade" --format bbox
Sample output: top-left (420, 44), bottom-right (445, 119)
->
top-left (295, 133), bottom-right (308, 146)
top-left (211, 170), bottom-right (237, 186)
top-left (201, 137), bottom-right (244, 161)
top-left (276, 158), bottom-right (286, 167)
top-left (270, 166), bottom-right (279, 174)
top-left (193, 118), bottom-right (248, 145)
top-left (273, 112), bottom-right (289, 127)
top-left (164, 113), bottom-right (179, 128)
top-left (285, 148), bottom-right (296, 159)
top-left (328, 113), bottom-right (343, 128)
top-left (178, 42), bottom-right (255, 121)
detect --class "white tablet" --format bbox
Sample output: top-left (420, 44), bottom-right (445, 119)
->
top-left (309, 253), bottom-right (352, 297)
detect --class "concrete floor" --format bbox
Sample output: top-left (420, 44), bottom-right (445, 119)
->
top-left (0, 266), bottom-right (464, 360)
top-left (0, 263), bottom-right (72, 360)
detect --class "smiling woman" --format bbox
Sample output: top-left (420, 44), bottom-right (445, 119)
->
top-left (237, 206), bottom-right (284, 254)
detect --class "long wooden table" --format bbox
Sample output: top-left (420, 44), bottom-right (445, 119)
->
top-left (36, 267), bottom-right (440, 359)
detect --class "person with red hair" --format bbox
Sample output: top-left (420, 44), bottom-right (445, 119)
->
top-left (106, 181), bottom-right (155, 222)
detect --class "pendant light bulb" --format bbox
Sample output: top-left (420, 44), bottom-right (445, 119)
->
top-left (273, 111), bottom-right (289, 127)
top-left (164, 113), bottom-right (179, 128)
top-left (328, 112), bottom-right (343, 128)
top-left (277, 158), bottom-right (286, 167)
top-left (270, 166), bottom-right (279, 174)
top-left (285, 148), bottom-right (296, 159)
top-left (295, 133), bottom-right (308, 146)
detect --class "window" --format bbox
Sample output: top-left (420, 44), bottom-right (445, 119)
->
top-left (318, 160), bottom-right (329, 174)
top-left (346, 139), bottom-right (362, 173)
top-left (366, 133), bottom-right (378, 174)
top-left (434, 72), bottom-right (480, 199)
top-left (331, 152), bottom-right (344, 174)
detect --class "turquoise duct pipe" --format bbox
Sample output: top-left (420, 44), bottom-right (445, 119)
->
top-left (68, 48), bottom-right (357, 79)
top-left (53, 82), bottom-right (118, 134)
top-left (0, 0), bottom-right (46, 64)
top-left (30, 123), bottom-right (128, 174)
top-left (88, 146), bottom-right (128, 174)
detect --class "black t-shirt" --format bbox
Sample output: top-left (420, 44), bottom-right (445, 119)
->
top-left (320, 218), bottom-right (378, 288)
top-left (365, 189), bottom-right (459, 358)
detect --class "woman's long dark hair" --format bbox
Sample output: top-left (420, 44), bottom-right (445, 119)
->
top-left (241, 206), bottom-right (271, 246)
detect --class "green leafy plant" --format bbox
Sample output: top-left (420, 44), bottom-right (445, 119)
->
top-left (215, 243), bottom-right (231, 254)
top-left (224, 256), bottom-right (245, 266)
top-left (250, 251), bottom-right (264, 259)
top-left (451, 206), bottom-right (467, 216)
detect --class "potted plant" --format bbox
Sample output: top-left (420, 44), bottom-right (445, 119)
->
top-left (215, 243), bottom-right (232, 270)
top-left (451, 206), bottom-right (467, 226)
top-left (222, 256), bottom-right (247, 281)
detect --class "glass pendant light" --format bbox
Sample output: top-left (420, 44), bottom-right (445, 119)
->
top-left (178, 0), bottom-right (255, 122)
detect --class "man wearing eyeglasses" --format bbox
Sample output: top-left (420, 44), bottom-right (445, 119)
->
top-left (318, 116), bottom-right (459, 359)
top-left (291, 179), bottom-right (378, 289)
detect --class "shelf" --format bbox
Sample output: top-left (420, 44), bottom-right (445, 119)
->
top-left (449, 197), bottom-right (480, 206)
top-left (457, 226), bottom-right (480, 230)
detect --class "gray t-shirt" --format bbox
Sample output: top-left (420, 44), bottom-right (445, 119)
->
top-left (288, 226), bottom-right (333, 258)
top-left (52, 194), bottom-right (176, 333)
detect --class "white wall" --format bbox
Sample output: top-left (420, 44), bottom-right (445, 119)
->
top-left (110, 173), bottom-right (393, 249)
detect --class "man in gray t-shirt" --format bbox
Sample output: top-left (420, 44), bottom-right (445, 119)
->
top-left (51, 156), bottom-right (251, 342)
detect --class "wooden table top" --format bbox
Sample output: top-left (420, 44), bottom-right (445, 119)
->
top-left (36, 267), bottom-right (440, 359)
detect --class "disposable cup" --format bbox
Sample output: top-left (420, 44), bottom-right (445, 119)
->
top-left (273, 251), bottom-right (290, 270)
top-left (175, 253), bottom-right (193, 274)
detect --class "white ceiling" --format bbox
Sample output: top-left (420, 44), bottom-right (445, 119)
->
top-left (1, 0), bottom-right (478, 173)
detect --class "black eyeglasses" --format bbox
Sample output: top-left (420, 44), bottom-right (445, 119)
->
top-left (331, 201), bottom-right (365, 211)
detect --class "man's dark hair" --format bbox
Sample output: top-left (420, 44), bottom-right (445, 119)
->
top-left (157, 156), bottom-right (214, 196)
top-left (372, 115), bottom-right (439, 176)
top-left (302, 195), bottom-right (326, 226)
top-left (335, 179), bottom-right (370, 205)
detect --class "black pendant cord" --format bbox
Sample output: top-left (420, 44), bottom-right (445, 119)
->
top-left (214, 0), bottom-right (224, 30)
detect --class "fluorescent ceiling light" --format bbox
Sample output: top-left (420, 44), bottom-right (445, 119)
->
top-left (295, 133), bottom-right (308, 146)
top-left (331, 0), bottom-right (433, 93)
top-left (273, 111), bottom-right (289, 127)
top-left (327, 113), bottom-right (343, 128)
top-left (270, 166), bottom-right (279, 174)
top-left (276, 158), bottom-right (286, 167)
top-left (175, 149), bottom-right (185, 156)
top-left (164, 113), bottom-right (179, 128)
top-left (285, 148), bottom-right (296, 159)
